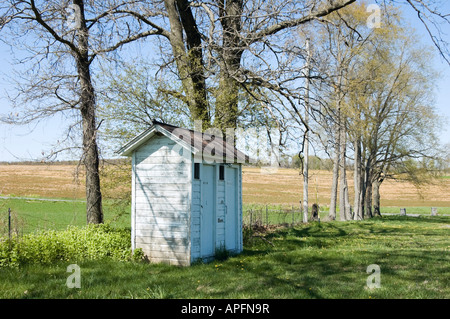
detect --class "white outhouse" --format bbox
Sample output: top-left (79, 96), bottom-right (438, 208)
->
top-left (117, 120), bottom-right (247, 266)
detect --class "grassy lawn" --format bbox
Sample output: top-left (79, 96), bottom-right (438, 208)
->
top-left (0, 197), bottom-right (130, 235)
top-left (0, 215), bottom-right (449, 299)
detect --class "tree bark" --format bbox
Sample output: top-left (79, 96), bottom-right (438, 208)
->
top-left (215, 0), bottom-right (244, 132)
top-left (339, 118), bottom-right (350, 221)
top-left (75, 0), bottom-right (103, 224)
top-left (364, 161), bottom-right (373, 219)
top-left (372, 177), bottom-right (382, 217)
top-left (164, 0), bottom-right (211, 126)
top-left (329, 120), bottom-right (340, 220)
top-left (353, 138), bottom-right (364, 220)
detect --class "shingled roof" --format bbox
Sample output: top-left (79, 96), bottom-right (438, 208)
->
top-left (117, 120), bottom-right (249, 163)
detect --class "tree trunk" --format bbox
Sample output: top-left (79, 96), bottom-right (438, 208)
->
top-left (353, 138), bottom-right (363, 220)
top-left (302, 38), bottom-right (311, 224)
top-left (364, 163), bottom-right (373, 219)
top-left (215, 0), bottom-right (244, 133)
top-left (81, 98), bottom-right (103, 225)
top-left (215, 71), bottom-right (240, 131)
top-left (75, 0), bottom-right (103, 224)
top-left (339, 115), bottom-right (350, 221)
top-left (373, 178), bottom-right (382, 217)
top-left (164, 0), bottom-right (211, 126)
top-left (329, 121), bottom-right (340, 220)
top-left (344, 175), bottom-right (352, 220)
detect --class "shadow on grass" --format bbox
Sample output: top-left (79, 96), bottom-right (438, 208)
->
top-left (378, 215), bottom-right (450, 224)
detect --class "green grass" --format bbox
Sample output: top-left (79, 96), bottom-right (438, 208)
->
top-left (0, 197), bottom-right (131, 235)
top-left (0, 215), bottom-right (449, 299)
top-left (243, 203), bottom-right (450, 227)
top-left (379, 206), bottom-right (450, 215)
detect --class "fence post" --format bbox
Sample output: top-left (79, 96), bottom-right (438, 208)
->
top-left (250, 209), bottom-right (253, 226)
top-left (431, 207), bottom-right (438, 216)
top-left (266, 205), bottom-right (269, 227)
top-left (299, 201), bottom-right (303, 223)
top-left (292, 205), bottom-right (294, 226)
top-left (8, 208), bottom-right (11, 241)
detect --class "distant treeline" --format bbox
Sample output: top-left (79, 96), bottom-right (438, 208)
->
top-left (287, 155), bottom-right (334, 171)
top-left (248, 154), bottom-right (334, 171)
top-left (3, 156), bottom-right (448, 175)
top-left (1, 155), bottom-right (332, 170)
top-left (0, 158), bottom-right (131, 166)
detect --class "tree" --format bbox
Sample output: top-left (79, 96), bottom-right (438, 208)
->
top-left (305, 1), bottom-right (445, 220)
top-left (97, 61), bottom-right (191, 147)
top-left (95, 0), bottom-right (450, 222)
top-left (0, 0), bottom-right (162, 224)
top-left (347, 16), bottom-right (442, 218)
top-left (121, 1), bottom-right (359, 131)
top-left (305, 2), bottom-right (374, 220)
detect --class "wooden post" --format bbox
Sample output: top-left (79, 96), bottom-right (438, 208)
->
top-left (299, 200), bottom-right (303, 223)
top-left (311, 203), bottom-right (319, 221)
top-left (431, 207), bottom-right (438, 216)
top-left (8, 208), bottom-right (11, 241)
top-left (302, 37), bottom-right (311, 224)
top-left (266, 205), bottom-right (269, 227)
top-left (292, 205), bottom-right (295, 226)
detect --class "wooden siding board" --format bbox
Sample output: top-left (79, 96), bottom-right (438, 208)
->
top-left (135, 223), bottom-right (189, 232)
top-left (136, 214), bottom-right (188, 221)
top-left (190, 165), bottom-right (202, 261)
top-left (136, 165), bottom-right (189, 174)
top-left (136, 236), bottom-right (188, 246)
top-left (135, 229), bottom-right (188, 239)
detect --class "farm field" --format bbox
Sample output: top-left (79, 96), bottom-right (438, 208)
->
top-left (242, 167), bottom-right (450, 208)
top-left (1, 163), bottom-right (450, 205)
top-left (1, 163), bottom-right (450, 235)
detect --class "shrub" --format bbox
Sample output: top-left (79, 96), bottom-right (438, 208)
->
top-left (242, 224), bottom-right (255, 246)
top-left (0, 224), bottom-right (139, 267)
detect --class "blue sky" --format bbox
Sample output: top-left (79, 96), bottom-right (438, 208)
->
top-left (0, 2), bottom-right (449, 162)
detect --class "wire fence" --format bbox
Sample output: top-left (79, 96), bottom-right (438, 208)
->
top-left (0, 207), bottom-right (25, 240)
top-left (242, 204), bottom-right (319, 228)
top-left (0, 196), bottom-right (134, 240)
top-left (2, 202), bottom-right (449, 241)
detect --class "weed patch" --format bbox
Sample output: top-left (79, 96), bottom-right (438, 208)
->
top-left (0, 224), bottom-right (140, 267)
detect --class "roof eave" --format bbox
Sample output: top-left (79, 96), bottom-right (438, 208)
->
top-left (116, 124), bottom-right (200, 157)
top-left (116, 126), bottom-right (156, 157)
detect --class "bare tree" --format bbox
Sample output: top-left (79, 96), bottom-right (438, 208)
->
top-left (119, 1), bottom-right (358, 130)
top-left (0, 0), bottom-right (163, 224)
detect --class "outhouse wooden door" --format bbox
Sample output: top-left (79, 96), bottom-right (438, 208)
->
top-left (201, 164), bottom-right (215, 257)
top-left (225, 166), bottom-right (238, 251)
